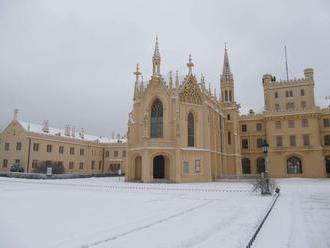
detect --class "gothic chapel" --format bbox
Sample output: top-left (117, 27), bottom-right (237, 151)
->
top-left (126, 38), bottom-right (241, 182)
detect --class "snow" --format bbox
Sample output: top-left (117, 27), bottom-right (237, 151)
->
top-left (0, 177), bottom-right (272, 248)
top-left (1, 178), bottom-right (328, 248)
top-left (253, 178), bottom-right (330, 248)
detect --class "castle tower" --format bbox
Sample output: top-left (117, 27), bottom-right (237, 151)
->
top-left (220, 46), bottom-right (235, 103)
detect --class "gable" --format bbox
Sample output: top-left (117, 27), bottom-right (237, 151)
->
top-left (179, 74), bottom-right (202, 105)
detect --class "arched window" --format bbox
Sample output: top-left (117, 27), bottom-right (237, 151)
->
top-left (287, 156), bottom-right (302, 174)
top-left (228, 132), bottom-right (231, 145)
top-left (256, 157), bottom-right (265, 174)
top-left (225, 91), bottom-right (228, 102)
top-left (150, 99), bottom-right (163, 138)
top-left (188, 112), bottom-right (194, 147)
top-left (229, 90), bottom-right (232, 102)
top-left (242, 158), bottom-right (251, 174)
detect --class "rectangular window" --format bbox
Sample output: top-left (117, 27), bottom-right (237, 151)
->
top-left (290, 135), bottom-right (296, 147)
top-left (183, 161), bottom-right (189, 175)
top-left (114, 151), bottom-right (118, 157)
top-left (242, 139), bottom-right (249, 149)
top-left (286, 102), bottom-right (295, 110)
top-left (275, 121), bottom-right (281, 129)
top-left (274, 92), bottom-right (279, 98)
top-left (256, 123), bottom-right (262, 131)
top-left (99, 161), bottom-right (102, 170)
top-left (15, 159), bottom-right (20, 164)
top-left (241, 124), bottom-right (247, 132)
top-left (16, 142), bottom-right (22, 151)
top-left (70, 147), bottom-right (74, 155)
top-left (80, 148), bottom-right (84, 156)
top-left (302, 119), bottom-right (309, 127)
top-left (288, 120), bottom-right (295, 128)
top-left (276, 136), bottom-right (283, 147)
top-left (32, 160), bottom-right (38, 169)
top-left (301, 101), bottom-right (306, 109)
top-left (303, 134), bottom-right (310, 146)
top-left (228, 132), bottom-right (231, 145)
top-left (47, 144), bottom-right (52, 153)
top-left (91, 161), bottom-right (95, 170)
top-left (79, 162), bottom-right (84, 169)
top-left (324, 135), bottom-right (330, 146)
top-left (257, 138), bottom-right (263, 148)
top-left (105, 151), bottom-right (109, 157)
top-left (59, 146), bottom-right (64, 154)
top-left (3, 159), bottom-right (8, 168)
top-left (195, 160), bottom-right (201, 173)
top-left (122, 151), bottom-right (126, 157)
top-left (69, 162), bottom-right (74, 169)
top-left (324, 119), bottom-right (330, 128)
top-left (301, 89), bottom-right (305, 96)
top-left (33, 143), bottom-right (39, 151)
top-left (4, 143), bottom-right (9, 151)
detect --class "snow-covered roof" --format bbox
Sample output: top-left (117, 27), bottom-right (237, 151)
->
top-left (18, 121), bottom-right (127, 144)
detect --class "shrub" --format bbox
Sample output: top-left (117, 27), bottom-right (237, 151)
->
top-left (10, 163), bottom-right (24, 172)
top-left (33, 161), bottom-right (65, 174)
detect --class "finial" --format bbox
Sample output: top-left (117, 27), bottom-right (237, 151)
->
top-left (208, 83), bottom-right (211, 95)
top-left (169, 70), bottom-right (173, 89)
top-left (13, 109), bottom-right (19, 121)
top-left (187, 54), bottom-right (194, 74)
top-left (175, 70), bottom-right (179, 88)
top-left (224, 42), bottom-right (227, 51)
top-left (134, 63), bottom-right (141, 82)
top-left (152, 36), bottom-right (161, 77)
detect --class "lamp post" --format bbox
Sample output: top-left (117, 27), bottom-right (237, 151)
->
top-left (261, 140), bottom-right (271, 194)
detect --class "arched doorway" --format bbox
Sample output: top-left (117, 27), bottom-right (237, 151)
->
top-left (257, 157), bottom-right (265, 174)
top-left (241, 158), bottom-right (251, 174)
top-left (134, 156), bottom-right (142, 180)
top-left (153, 155), bottom-right (165, 179)
top-left (325, 156), bottom-right (330, 177)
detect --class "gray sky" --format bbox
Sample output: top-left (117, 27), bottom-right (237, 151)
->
top-left (1, 0), bottom-right (329, 137)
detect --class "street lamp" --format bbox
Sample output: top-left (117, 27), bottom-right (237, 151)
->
top-left (261, 140), bottom-right (271, 194)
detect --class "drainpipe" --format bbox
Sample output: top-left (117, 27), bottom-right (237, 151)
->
top-left (27, 138), bottom-right (31, 173)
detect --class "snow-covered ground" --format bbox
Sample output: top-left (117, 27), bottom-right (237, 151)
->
top-left (0, 177), bottom-right (329, 248)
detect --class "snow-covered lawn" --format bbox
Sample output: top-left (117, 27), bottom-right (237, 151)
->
top-left (0, 177), bottom-right (271, 248)
top-left (0, 177), bottom-right (329, 248)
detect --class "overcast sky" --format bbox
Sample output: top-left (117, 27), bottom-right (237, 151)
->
top-left (1, 0), bottom-right (329, 137)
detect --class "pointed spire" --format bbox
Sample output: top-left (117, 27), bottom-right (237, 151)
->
top-left (187, 54), bottom-right (194, 74)
top-left (134, 63), bottom-right (141, 82)
top-left (201, 73), bottom-right (205, 89)
top-left (152, 36), bottom-right (161, 77)
top-left (208, 83), bottom-right (211, 95)
top-left (133, 63), bottom-right (141, 101)
top-left (214, 88), bottom-right (217, 98)
top-left (222, 43), bottom-right (233, 81)
top-left (169, 70), bottom-right (173, 89)
top-left (175, 70), bottom-right (179, 88)
top-left (140, 75), bottom-right (144, 92)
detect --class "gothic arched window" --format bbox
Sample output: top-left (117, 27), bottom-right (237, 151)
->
top-left (188, 112), bottom-right (194, 147)
top-left (150, 99), bottom-right (163, 138)
top-left (287, 156), bottom-right (302, 174)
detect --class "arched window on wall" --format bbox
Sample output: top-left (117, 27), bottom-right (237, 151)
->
top-left (225, 91), bottom-right (228, 102)
top-left (287, 156), bottom-right (302, 174)
top-left (256, 157), bottom-right (265, 174)
top-left (187, 112), bottom-right (194, 147)
top-left (242, 158), bottom-right (251, 174)
top-left (150, 99), bottom-right (163, 138)
top-left (229, 91), bottom-right (232, 102)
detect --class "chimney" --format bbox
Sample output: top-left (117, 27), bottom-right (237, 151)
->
top-left (13, 109), bottom-right (19, 121)
top-left (42, 120), bottom-right (49, 133)
top-left (79, 128), bottom-right (85, 139)
top-left (71, 126), bottom-right (76, 137)
top-left (64, 125), bottom-right (70, 136)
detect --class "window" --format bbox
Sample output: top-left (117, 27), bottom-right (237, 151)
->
top-left (32, 160), bottom-right (38, 169)
top-left (274, 92), bottom-right (279, 98)
top-left (183, 161), bottom-right (189, 175)
top-left (276, 136), bottom-right (283, 147)
top-left (150, 99), bottom-right (163, 138)
top-left (195, 160), bottom-right (201, 173)
top-left (324, 135), bottom-right (330, 146)
top-left (241, 158), bottom-right (251, 174)
top-left (227, 114), bottom-right (230, 121)
top-left (275, 121), bottom-right (281, 129)
top-left (110, 164), bottom-right (120, 174)
top-left (241, 124), bottom-right (247, 132)
top-left (114, 151), bottom-right (118, 157)
top-left (188, 112), bottom-right (194, 147)
top-left (289, 135), bottom-right (296, 146)
top-left (70, 147), bottom-right (74, 155)
top-left (91, 161), bottom-right (95, 170)
top-left (275, 104), bottom-right (280, 111)
top-left (47, 144), bottom-right (52, 153)
top-left (288, 120), bottom-right (295, 128)
top-left (242, 139), bottom-right (249, 149)
top-left (286, 90), bottom-right (293, 97)
top-left (4, 143), bottom-right (9, 151)
top-left (3, 159), bottom-right (8, 168)
top-left (257, 138), bottom-right (263, 148)
top-left (79, 162), bottom-right (84, 169)
top-left (301, 101), bottom-right (306, 109)
top-left (256, 158), bottom-right (265, 174)
top-left (105, 151), bottom-right (110, 157)
top-left (69, 162), bottom-right (74, 169)
top-left (122, 151), bottom-right (126, 157)
top-left (59, 146), bottom-right (64, 154)
top-left (33, 143), bottom-right (39, 151)
top-left (80, 148), bottom-right (84, 156)
top-left (286, 102), bottom-right (295, 110)
top-left (99, 161), bottom-right (102, 170)
top-left (287, 157), bottom-right (302, 174)
top-left (225, 91), bottom-right (228, 101)
top-left (15, 159), bottom-right (20, 164)
top-left (256, 123), bottom-right (262, 131)
top-left (16, 142), bottom-right (22, 151)
top-left (229, 91), bottom-right (232, 102)
top-left (301, 89), bottom-right (305, 96)
top-left (302, 119), bottom-right (308, 127)
top-left (324, 119), bottom-right (330, 128)
top-left (228, 132), bottom-right (231, 145)
top-left (303, 134), bottom-right (310, 146)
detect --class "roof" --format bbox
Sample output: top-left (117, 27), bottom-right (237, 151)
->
top-left (18, 121), bottom-right (127, 144)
